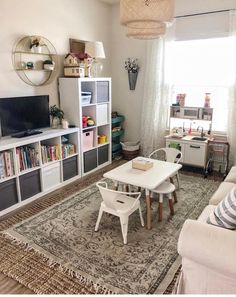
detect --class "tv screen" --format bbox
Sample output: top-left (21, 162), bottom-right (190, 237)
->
top-left (0, 95), bottom-right (50, 137)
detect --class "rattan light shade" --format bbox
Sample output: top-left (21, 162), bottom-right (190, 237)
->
top-left (126, 23), bottom-right (166, 39)
top-left (120, 0), bottom-right (175, 27)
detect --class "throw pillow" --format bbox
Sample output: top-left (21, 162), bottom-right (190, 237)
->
top-left (207, 186), bottom-right (236, 230)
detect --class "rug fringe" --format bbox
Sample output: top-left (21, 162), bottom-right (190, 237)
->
top-left (1, 232), bottom-right (115, 294)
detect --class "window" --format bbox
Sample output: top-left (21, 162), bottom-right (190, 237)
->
top-left (167, 37), bottom-right (234, 133)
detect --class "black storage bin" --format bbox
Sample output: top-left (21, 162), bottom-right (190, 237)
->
top-left (63, 156), bottom-right (78, 181)
top-left (0, 179), bottom-right (18, 211)
top-left (19, 170), bottom-right (41, 201)
top-left (97, 81), bottom-right (109, 103)
top-left (98, 145), bottom-right (109, 166)
top-left (84, 149), bottom-right (97, 173)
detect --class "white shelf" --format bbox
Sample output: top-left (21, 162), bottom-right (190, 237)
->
top-left (0, 128), bottom-right (81, 216)
top-left (59, 77), bottom-right (112, 176)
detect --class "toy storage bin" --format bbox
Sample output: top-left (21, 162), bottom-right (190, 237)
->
top-left (83, 130), bottom-right (94, 150)
top-left (81, 92), bottom-right (92, 105)
top-left (121, 142), bottom-right (140, 160)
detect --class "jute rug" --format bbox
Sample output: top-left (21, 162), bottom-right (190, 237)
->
top-left (0, 173), bottom-right (220, 294)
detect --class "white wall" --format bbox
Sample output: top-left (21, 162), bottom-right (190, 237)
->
top-left (111, 0), bottom-right (236, 142)
top-left (0, 0), bottom-right (112, 106)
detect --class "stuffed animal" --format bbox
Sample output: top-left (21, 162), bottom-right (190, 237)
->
top-left (86, 116), bottom-right (95, 126)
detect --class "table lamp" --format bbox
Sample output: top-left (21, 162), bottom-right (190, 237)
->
top-left (85, 41), bottom-right (106, 77)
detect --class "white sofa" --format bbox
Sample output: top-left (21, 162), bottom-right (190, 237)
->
top-left (177, 166), bottom-right (236, 294)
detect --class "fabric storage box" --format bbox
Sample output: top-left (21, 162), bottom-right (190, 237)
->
top-left (98, 145), bottom-right (109, 166)
top-left (0, 179), bottom-right (18, 211)
top-left (81, 92), bottom-right (92, 105)
top-left (83, 130), bottom-right (94, 150)
top-left (84, 149), bottom-right (97, 173)
top-left (63, 156), bottom-right (78, 181)
top-left (97, 104), bottom-right (108, 126)
top-left (42, 162), bottom-right (61, 191)
top-left (19, 170), bottom-right (41, 201)
top-left (97, 81), bottom-right (109, 103)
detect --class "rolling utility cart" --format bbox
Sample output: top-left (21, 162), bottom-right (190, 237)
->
top-left (205, 140), bottom-right (230, 178)
top-left (111, 114), bottom-right (125, 159)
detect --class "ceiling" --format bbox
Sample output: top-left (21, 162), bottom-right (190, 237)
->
top-left (99, 0), bottom-right (119, 5)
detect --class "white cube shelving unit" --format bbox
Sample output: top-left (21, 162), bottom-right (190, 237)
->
top-left (0, 128), bottom-right (81, 216)
top-left (59, 77), bottom-right (112, 176)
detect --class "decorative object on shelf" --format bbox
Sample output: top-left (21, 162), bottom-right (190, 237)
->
top-left (12, 35), bottom-right (58, 86)
top-left (86, 116), bottom-right (95, 127)
top-left (49, 105), bottom-right (64, 128)
top-left (176, 93), bottom-right (186, 107)
top-left (62, 119), bottom-right (69, 129)
top-left (64, 52), bottom-right (89, 77)
top-left (120, 0), bottom-right (175, 39)
top-left (85, 41), bottom-right (106, 77)
top-left (26, 61), bottom-right (34, 69)
top-left (125, 58), bottom-right (139, 90)
top-left (43, 60), bottom-right (55, 71)
top-left (98, 135), bottom-right (107, 145)
top-left (204, 93), bottom-right (211, 108)
top-left (30, 36), bottom-right (44, 53)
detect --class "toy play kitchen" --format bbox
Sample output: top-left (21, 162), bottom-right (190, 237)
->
top-left (167, 104), bottom-right (229, 176)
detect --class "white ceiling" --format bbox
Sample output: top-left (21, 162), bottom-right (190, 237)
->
top-left (99, 0), bottom-right (119, 5)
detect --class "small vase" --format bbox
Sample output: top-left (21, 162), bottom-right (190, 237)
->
top-left (51, 117), bottom-right (58, 129)
top-left (128, 71), bottom-right (138, 90)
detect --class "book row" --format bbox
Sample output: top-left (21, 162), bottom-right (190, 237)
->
top-left (16, 146), bottom-right (40, 172)
top-left (0, 151), bottom-right (14, 180)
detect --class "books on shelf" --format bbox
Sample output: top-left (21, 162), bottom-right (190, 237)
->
top-left (0, 150), bottom-right (14, 180)
top-left (16, 145), bottom-right (40, 172)
top-left (62, 144), bottom-right (76, 158)
top-left (41, 144), bottom-right (61, 164)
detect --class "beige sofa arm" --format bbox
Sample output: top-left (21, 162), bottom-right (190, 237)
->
top-left (178, 219), bottom-right (236, 278)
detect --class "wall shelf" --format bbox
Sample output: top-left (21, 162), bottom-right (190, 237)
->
top-left (12, 35), bottom-right (58, 86)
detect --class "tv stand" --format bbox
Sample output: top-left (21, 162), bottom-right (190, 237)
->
top-left (11, 130), bottom-right (43, 138)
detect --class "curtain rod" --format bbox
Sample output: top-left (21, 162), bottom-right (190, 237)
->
top-left (176, 9), bottom-right (230, 19)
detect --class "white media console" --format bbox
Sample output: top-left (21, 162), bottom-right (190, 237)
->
top-left (0, 127), bottom-right (81, 216)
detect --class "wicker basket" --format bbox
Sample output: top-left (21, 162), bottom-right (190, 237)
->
top-left (122, 149), bottom-right (140, 160)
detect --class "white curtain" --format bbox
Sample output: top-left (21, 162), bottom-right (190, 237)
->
top-left (140, 37), bottom-right (173, 157)
top-left (228, 10), bottom-right (236, 165)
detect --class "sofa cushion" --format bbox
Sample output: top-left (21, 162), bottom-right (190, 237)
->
top-left (209, 182), bottom-right (236, 205)
top-left (207, 187), bottom-right (236, 230)
top-left (198, 205), bottom-right (216, 223)
top-left (224, 166), bottom-right (236, 183)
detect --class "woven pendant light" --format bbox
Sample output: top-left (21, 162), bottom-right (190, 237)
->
top-left (126, 23), bottom-right (166, 39)
top-left (120, 0), bottom-right (175, 39)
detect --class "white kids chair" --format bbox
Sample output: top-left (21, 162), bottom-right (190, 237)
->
top-left (149, 147), bottom-right (182, 190)
top-left (95, 182), bottom-right (144, 244)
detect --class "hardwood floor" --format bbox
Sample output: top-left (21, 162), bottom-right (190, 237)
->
top-left (0, 273), bottom-right (33, 294)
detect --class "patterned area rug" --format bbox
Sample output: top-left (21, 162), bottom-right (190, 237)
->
top-left (0, 174), bottom-right (220, 294)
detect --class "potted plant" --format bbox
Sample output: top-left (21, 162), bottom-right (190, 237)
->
top-left (30, 37), bottom-right (44, 53)
top-left (43, 60), bottom-right (55, 71)
top-left (49, 105), bottom-right (64, 128)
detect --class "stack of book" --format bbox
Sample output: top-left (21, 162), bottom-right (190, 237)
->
top-left (16, 145), bottom-right (40, 172)
top-left (62, 144), bottom-right (76, 159)
top-left (41, 144), bottom-right (61, 164)
top-left (0, 150), bottom-right (14, 180)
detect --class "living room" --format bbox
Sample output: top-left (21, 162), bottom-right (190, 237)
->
top-left (0, 0), bottom-right (236, 294)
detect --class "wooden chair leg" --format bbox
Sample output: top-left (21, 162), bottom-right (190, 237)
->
top-left (168, 194), bottom-right (174, 216)
top-left (170, 177), bottom-right (178, 203)
top-left (158, 194), bottom-right (163, 222)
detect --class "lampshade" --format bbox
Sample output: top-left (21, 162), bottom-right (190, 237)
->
top-left (126, 24), bottom-right (166, 39)
top-left (121, 0), bottom-right (174, 25)
top-left (85, 41), bottom-right (106, 59)
top-left (120, 0), bottom-right (175, 40)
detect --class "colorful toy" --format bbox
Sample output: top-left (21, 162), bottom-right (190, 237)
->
top-left (86, 116), bottom-right (95, 127)
top-left (82, 116), bottom-right (87, 128)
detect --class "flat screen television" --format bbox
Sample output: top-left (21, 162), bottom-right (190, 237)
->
top-left (0, 95), bottom-right (50, 137)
